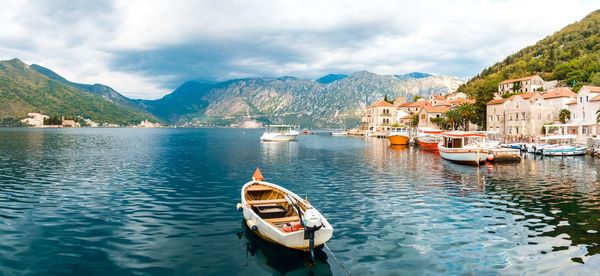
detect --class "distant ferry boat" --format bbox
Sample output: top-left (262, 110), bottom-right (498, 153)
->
top-left (260, 125), bottom-right (299, 141)
top-left (387, 128), bottom-right (411, 145)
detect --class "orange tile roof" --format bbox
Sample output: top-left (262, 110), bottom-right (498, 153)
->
top-left (398, 102), bottom-right (411, 107)
top-left (590, 94), bottom-right (600, 102)
top-left (487, 98), bottom-right (506, 105)
top-left (434, 95), bottom-right (445, 100)
top-left (542, 87), bottom-right (575, 99)
top-left (507, 92), bottom-right (540, 101)
top-left (368, 100), bottom-right (393, 108)
top-left (581, 85), bottom-right (600, 93)
top-left (423, 106), bottom-right (450, 113)
top-left (499, 75), bottom-right (539, 85)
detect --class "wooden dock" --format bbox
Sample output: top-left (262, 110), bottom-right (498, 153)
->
top-left (487, 148), bottom-right (521, 163)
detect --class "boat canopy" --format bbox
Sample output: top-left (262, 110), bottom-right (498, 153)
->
top-left (417, 127), bottom-right (444, 134)
top-left (540, 134), bottom-right (577, 141)
top-left (442, 131), bottom-right (486, 138)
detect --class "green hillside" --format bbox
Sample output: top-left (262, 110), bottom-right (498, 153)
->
top-left (458, 9), bottom-right (600, 126)
top-left (0, 59), bottom-right (153, 126)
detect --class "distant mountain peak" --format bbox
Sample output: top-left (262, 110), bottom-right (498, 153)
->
top-left (394, 72), bottom-right (433, 80)
top-left (316, 73), bottom-right (348, 84)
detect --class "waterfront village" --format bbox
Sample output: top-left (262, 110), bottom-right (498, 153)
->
top-left (359, 74), bottom-right (600, 148)
top-left (20, 114), bottom-right (161, 128)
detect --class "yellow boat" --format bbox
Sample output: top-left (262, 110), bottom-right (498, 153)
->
top-left (387, 128), bottom-right (411, 145)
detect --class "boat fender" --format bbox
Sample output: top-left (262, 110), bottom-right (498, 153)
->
top-left (486, 153), bottom-right (494, 161)
top-left (236, 203), bottom-right (243, 212)
top-left (246, 220), bottom-right (258, 232)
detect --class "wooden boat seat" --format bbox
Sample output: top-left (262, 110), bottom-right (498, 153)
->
top-left (246, 185), bottom-right (273, 192)
top-left (247, 198), bottom-right (288, 205)
top-left (265, 216), bottom-right (300, 224)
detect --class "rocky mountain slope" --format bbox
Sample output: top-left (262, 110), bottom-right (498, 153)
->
top-left (138, 71), bottom-right (463, 127)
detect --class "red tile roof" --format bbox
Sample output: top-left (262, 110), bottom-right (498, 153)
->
top-left (499, 75), bottom-right (540, 85)
top-left (368, 100), bottom-right (393, 108)
top-left (487, 98), bottom-right (506, 105)
top-left (590, 94), bottom-right (600, 102)
top-left (423, 106), bottom-right (450, 113)
top-left (581, 85), bottom-right (600, 93)
top-left (542, 87), bottom-right (575, 99)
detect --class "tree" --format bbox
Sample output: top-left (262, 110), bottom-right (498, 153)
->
top-left (559, 109), bottom-right (571, 124)
top-left (596, 109), bottom-right (600, 124)
top-left (412, 95), bottom-right (422, 102)
top-left (512, 82), bottom-right (521, 92)
top-left (430, 117), bottom-right (447, 129)
top-left (391, 122), bottom-right (401, 128)
top-left (454, 103), bottom-right (478, 130)
top-left (410, 114), bottom-right (419, 127)
top-left (384, 94), bottom-right (391, 103)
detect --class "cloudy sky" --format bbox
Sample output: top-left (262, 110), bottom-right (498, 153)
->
top-left (0, 0), bottom-right (597, 99)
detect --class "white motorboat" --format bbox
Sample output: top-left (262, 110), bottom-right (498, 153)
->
top-left (237, 168), bottom-right (333, 261)
top-left (260, 125), bottom-right (299, 141)
top-left (438, 131), bottom-right (491, 165)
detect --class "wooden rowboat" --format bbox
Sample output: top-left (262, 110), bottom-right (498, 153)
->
top-left (237, 168), bottom-right (333, 261)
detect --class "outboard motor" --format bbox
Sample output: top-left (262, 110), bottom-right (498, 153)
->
top-left (302, 208), bottom-right (323, 262)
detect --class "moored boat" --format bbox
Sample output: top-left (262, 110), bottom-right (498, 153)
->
top-left (387, 128), bottom-right (411, 145)
top-left (330, 130), bottom-right (348, 136)
top-left (237, 168), bottom-right (333, 261)
top-left (438, 131), bottom-right (490, 165)
top-left (260, 125), bottom-right (299, 141)
top-left (416, 127), bottom-right (444, 151)
top-left (539, 135), bottom-right (587, 156)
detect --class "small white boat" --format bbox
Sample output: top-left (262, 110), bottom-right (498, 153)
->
top-left (237, 168), bottom-right (333, 261)
top-left (330, 130), bottom-right (348, 136)
top-left (260, 125), bottom-right (299, 141)
top-left (438, 131), bottom-right (490, 165)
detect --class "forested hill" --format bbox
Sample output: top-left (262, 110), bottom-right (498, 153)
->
top-left (458, 9), bottom-right (600, 124)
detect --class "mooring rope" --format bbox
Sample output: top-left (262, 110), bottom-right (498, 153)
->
top-left (323, 243), bottom-right (352, 276)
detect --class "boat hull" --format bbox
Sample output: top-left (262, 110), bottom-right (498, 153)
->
top-left (240, 181), bottom-right (333, 251)
top-left (542, 147), bottom-right (587, 156)
top-left (260, 133), bottom-right (298, 141)
top-left (438, 146), bottom-right (489, 165)
top-left (417, 136), bottom-right (440, 150)
top-left (388, 134), bottom-right (410, 145)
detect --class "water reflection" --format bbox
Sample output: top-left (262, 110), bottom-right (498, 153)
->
top-left (236, 221), bottom-right (332, 275)
top-left (260, 141), bottom-right (299, 164)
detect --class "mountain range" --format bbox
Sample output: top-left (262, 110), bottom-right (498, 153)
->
top-left (0, 59), bottom-right (463, 127)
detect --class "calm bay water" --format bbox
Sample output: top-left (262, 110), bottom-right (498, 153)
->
top-left (0, 128), bottom-right (599, 275)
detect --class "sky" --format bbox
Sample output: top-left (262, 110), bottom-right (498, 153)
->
top-left (0, 0), bottom-right (598, 99)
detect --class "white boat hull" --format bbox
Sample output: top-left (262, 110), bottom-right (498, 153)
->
top-left (438, 146), bottom-right (489, 165)
top-left (240, 181), bottom-right (333, 250)
top-left (260, 132), bottom-right (299, 141)
top-left (542, 147), bottom-right (587, 156)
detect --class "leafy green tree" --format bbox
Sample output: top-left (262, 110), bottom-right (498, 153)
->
top-left (430, 117), bottom-right (447, 129)
top-left (559, 109), bottom-right (571, 124)
top-left (410, 114), bottom-right (419, 127)
top-left (412, 95), bottom-right (422, 102)
top-left (391, 122), bottom-right (401, 128)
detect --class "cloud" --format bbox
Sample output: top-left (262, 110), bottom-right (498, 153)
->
top-left (0, 0), bottom-right (597, 99)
